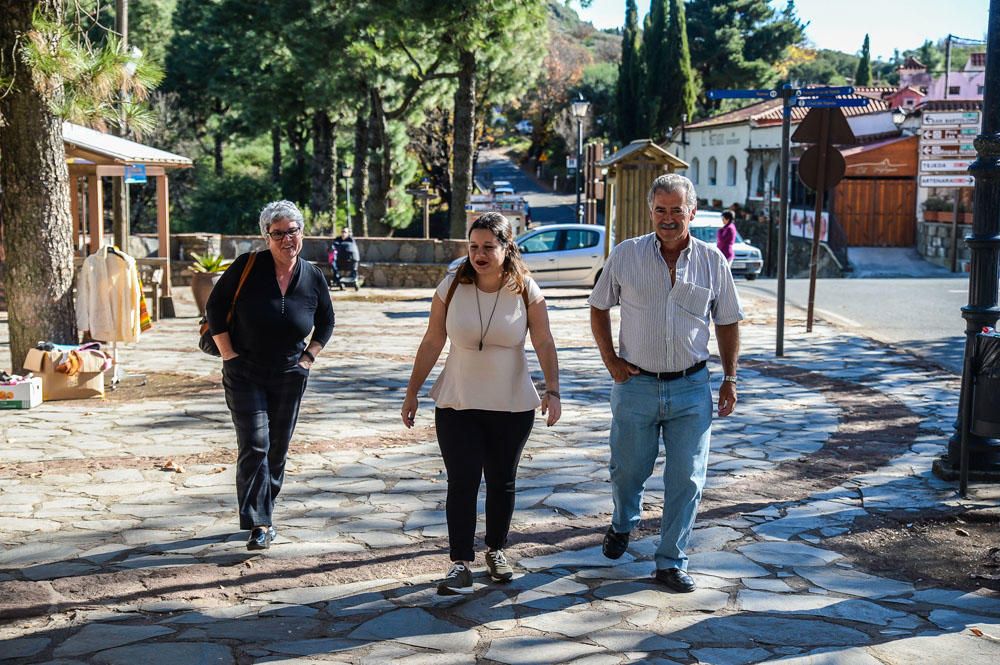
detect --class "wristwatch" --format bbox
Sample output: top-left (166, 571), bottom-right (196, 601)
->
top-left (723, 375), bottom-right (738, 384)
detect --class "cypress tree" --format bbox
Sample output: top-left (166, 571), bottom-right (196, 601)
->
top-left (642, 0), bottom-right (668, 136)
top-left (660, 0), bottom-right (696, 137)
top-left (855, 34), bottom-right (873, 86)
top-left (616, 0), bottom-right (643, 142)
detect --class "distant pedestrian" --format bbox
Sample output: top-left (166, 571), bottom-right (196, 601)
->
top-left (716, 210), bottom-right (737, 264)
top-left (589, 174), bottom-right (743, 593)
top-left (401, 212), bottom-right (561, 595)
top-left (206, 200), bottom-right (334, 551)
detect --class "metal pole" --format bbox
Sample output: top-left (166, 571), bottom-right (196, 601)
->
top-left (950, 194), bottom-right (960, 272)
top-left (576, 118), bottom-right (583, 223)
top-left (806, 109), bottom-right (830, 333)
top-left (423, 193), bottom-right (430, 239)
top-left (776, 84), bottom-right (793, 357)
top-left (945, 34), bottom-right (953, 100)
top-left (950, 0), bottom-right (1000, 487)
top-left (112, 0), bottom-right (130, 252)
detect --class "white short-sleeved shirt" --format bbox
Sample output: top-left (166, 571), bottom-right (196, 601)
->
top-left (429, 274), bottom-right (544, 412)
top-left (588, 233), bottom-right (744, 373)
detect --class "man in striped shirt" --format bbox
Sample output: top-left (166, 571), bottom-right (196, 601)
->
top-left (588, 173), bottom-right (743, 593)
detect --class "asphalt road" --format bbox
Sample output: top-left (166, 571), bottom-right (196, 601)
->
top-left (739, 277), bottom-right (974, 374)
top-left (476, 149), bottom-right (577, 225)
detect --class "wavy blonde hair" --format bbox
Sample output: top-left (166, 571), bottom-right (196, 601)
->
top-left (455, 212), bottom-right (530, 293)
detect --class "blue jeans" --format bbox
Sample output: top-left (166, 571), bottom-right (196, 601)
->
top-left (608, 368), bottom-right (712, 571)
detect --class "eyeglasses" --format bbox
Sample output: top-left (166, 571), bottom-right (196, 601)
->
top-left (266, 227), bottom-right (302, 241)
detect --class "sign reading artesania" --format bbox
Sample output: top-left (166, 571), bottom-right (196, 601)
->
top-left (922, 111), bottom-right (981, 126)
top-left (919, 174), bottom-right (975, 187)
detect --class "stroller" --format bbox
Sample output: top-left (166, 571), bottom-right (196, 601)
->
top-left (329, 238), bottom-right (362, 291)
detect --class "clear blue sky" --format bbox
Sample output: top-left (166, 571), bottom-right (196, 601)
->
top-left (574, 0), bottom-right (989, 60)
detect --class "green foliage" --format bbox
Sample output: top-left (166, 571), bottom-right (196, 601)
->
top-left (688, 0), bottom-right (806, 112)
top-left (788, 48), bottom-right (858, 86)
top-left (181, 167), bottom-right (280, 235)
top-left (188, 252), bottom-right (232, 273)
top-left (570, 62), bottom-right (617, 141)
top-left (659, 0), bottom-right (696, 136)
top-left (17, 10), bottom-right (162, 133)
top-left (855, 34), bottom-right (872, 85)
top-left (615, 0), bottom-right (642, 143)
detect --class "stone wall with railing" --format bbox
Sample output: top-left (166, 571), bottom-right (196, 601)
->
top-left (137, 234), bottom-right (468, 287)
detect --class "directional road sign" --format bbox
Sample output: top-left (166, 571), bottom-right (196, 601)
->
top-left (921, 127), bottom-right (979, 141)
top-left (792, 97), bottom-right (870, 108)
top-left (707, 89), bottom-right (778, 100)
top-left (920, 158), bottom-right (974, 173)
top-left (919, 174), bottom-right (975, 187)
top-left (922, 111), bottom-right (981, 126)
top-left (793, 85), bottom-right (855, 97)
top-left (920, 143), bottom-right (977, 157)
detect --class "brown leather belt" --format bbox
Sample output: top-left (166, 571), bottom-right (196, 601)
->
top-left (636, 360), bottom-right (707, 381)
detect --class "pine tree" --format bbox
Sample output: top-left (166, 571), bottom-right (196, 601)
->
top-left (615, 0), bottom-right (643, 142)
top-left (660, 0), bottom-right (696, 137)
top-left (855, 34), bottom-right (873, 86)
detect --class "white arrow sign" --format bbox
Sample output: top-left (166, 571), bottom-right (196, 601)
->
top-left (920, 144), bottom-right (977, 156)
top-left (922, 111), bottom-right (981, 126)
top-left (919, 174), bottom-right (975, 187)
top-left (921, 158), bottom-right (973, 172)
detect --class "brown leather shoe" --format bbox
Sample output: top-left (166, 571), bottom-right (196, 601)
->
top-left (655, 567), bottom-right (696, 593)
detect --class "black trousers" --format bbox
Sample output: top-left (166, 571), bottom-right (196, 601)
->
top-left (223, 358), bottom-right (309, 530)
top-left (435, 407), bottom-right (535, 562)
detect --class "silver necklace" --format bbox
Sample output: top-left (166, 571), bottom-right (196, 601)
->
top-left (475, 283), bottom-right (502, 351)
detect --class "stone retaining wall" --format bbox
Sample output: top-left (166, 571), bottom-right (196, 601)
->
top-left (143, 234), bottom-right (467, 288)
top-left (917, 221), bottom-right (972, 271)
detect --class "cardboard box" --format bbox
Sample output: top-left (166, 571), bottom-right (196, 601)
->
top-left (22, 348), bottom-right (105, 401)
top-left (0, 376), bottom-right (43, 409)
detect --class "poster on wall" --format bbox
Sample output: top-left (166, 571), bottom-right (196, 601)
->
top-left (789, 208), bottom-right (830, 242)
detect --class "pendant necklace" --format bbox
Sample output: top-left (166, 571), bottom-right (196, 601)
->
top-left (475, 282), bottom-right (502, 351)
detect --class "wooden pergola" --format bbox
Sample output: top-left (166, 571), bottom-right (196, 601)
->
top-left (63, 122), bottom-right (192, 314)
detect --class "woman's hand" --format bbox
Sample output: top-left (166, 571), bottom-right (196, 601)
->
top-left (541, 393), bottom-right (561, 427)
top-left (298, 355), bottom-right (313, 371)
top-left (401, 394), bottom-right (418, 428)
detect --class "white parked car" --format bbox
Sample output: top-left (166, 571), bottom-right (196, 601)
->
top-left (449, 223), bottom-right (606, 287)
top-left (491, 180), bottom-right (515, 196)
top-left (689, 211), bottom-right (763, 280)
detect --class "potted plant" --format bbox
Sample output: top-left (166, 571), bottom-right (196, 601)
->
top-left (922, 195), bottom-right (952, 222)
top-left (189, 252), bottom-right (232, 315)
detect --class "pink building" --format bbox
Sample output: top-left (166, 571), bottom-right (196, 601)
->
top-left (926, 52), bottom-right (985, 100)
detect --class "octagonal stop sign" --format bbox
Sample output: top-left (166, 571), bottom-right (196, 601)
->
top-left (798, 145), bottom-right (846, 190)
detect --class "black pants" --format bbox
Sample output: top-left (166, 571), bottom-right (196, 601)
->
top-left (223, 358), bottom-right (309, 530)
top-left (435, 407), bottom-right (535, 562)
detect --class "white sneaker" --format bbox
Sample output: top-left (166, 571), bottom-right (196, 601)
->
top-left (437, 562), bottom-right (473, 595)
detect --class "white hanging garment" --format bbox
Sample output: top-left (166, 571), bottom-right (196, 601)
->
top-left (76, 246), bottom-right (142, 343)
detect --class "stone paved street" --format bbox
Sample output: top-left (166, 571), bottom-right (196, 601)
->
top-left (1, 286), bottom-right (999, 664)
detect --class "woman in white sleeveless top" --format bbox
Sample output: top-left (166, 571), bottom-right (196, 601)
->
top-left (402, 212), bottom-right (561, 595)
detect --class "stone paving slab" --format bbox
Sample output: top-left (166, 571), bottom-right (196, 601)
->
top-left (1, 288), bottom-right (998, 663)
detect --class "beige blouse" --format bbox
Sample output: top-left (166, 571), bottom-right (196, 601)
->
top-left (429, 273), bottom-right (544, 412)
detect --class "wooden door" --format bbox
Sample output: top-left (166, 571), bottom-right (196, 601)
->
top-left (833, 179), bottom-right (916, 247)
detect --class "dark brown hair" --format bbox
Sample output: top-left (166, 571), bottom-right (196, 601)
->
top-left (455, 212), bottom-right (530, 293)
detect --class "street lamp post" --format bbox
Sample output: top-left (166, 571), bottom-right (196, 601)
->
top-left (571, 97), bottom-right (590, 223)
top-left (939, 0), bottom-right (1000, 494)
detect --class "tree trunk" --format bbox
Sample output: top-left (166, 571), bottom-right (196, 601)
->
top-left (271, 125), bottom-right (282, 187)
top-left (366, 87), bottom-right (392, 236)
top-left (450, 49), bottom-right (477, 239)
top-left (285, 119), bottom-right (309, 204)
top-left (309, 110), bottom-right (336, 231)
top-left (0, 0), bottom-right (77, 371)
top-left (352, 104), bottom-right (370, 237)
top-left (213, 132), bottom-right (224, 177)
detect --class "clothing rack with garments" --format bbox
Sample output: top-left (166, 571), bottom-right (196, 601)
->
top-left (76, 246), bottom-right (150, 383)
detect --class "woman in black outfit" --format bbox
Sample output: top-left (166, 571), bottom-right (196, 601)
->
top-left (206, 200), bottom-right (334, 550)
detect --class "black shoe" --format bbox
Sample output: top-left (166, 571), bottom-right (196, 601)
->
top-left (655, 567), bottom-right (696, 593)
top-left (247, 526), bottom-right (272, 551)
top-left (602, 526), bottom-right (629, 559)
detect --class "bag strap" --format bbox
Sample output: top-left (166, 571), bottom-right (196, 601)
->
top-left (225, 251), bottom-right (257, 325)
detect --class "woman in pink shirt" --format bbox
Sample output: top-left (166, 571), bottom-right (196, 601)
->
top-left (716, 210), bottom-right (737, 264)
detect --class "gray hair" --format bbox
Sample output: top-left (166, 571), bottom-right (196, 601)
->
top-left (647, 173), bottom-right (697, 210)
top-left (258, 200), bottom-right (304, 236)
